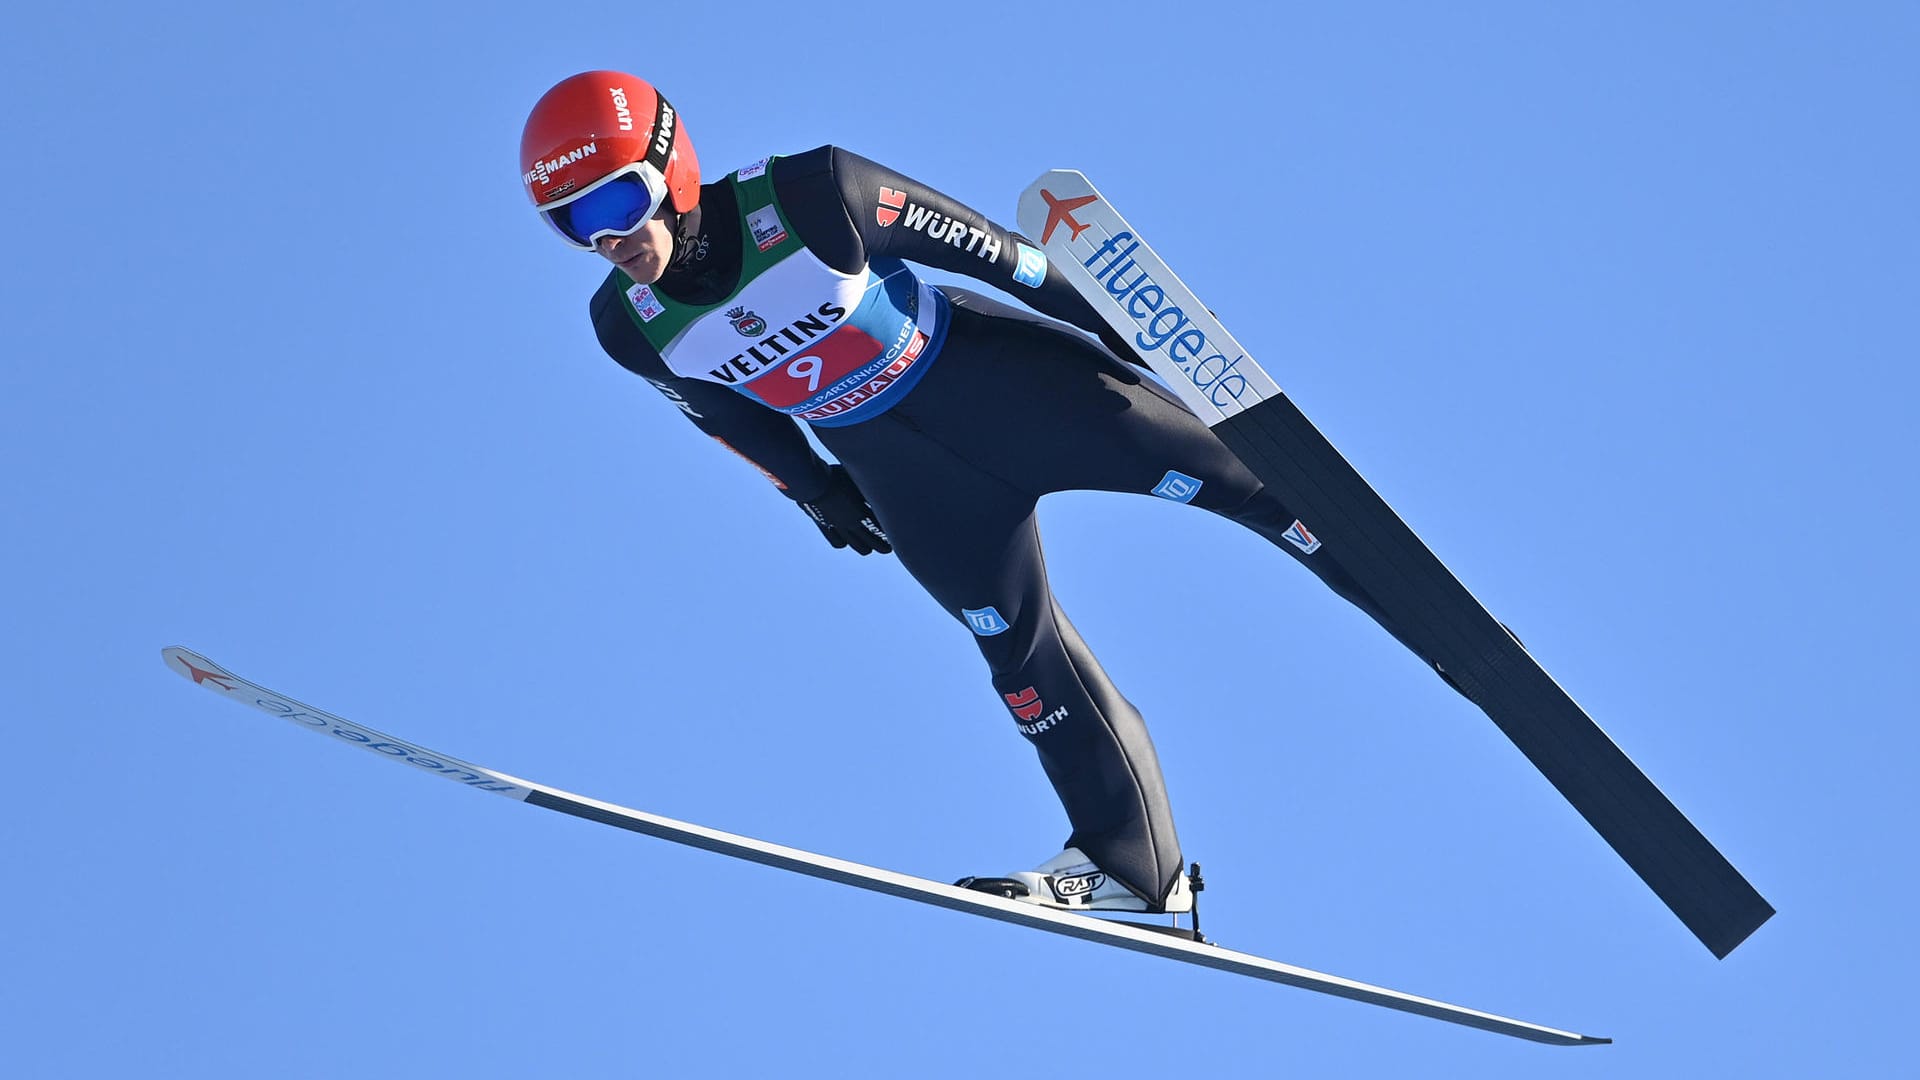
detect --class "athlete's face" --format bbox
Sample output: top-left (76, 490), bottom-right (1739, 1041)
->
top-left (594, 205), bottom-right (675, 283)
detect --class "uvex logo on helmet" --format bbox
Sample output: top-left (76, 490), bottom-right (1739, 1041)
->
top-left (653, 102), bottom-right (676, 159)
top-left (609, 87), bottom-right (633, 131)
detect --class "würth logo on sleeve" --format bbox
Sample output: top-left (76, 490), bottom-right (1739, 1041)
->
top-left (876, 187), bottom-right (908, 227)
top-left (872, 189), bottom-right (1004, 262)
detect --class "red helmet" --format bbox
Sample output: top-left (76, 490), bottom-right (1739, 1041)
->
top-left (520, 71), bottom-right (701, 231)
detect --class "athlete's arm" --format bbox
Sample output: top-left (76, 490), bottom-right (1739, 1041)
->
top-left (590, 276), bottom-right (834, 499)
top-left (770, 146), bottom-right (1123, 343)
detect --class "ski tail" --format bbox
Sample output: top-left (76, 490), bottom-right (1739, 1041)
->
top-left (1214, 399), bottom-right (1773, 957)
top-left (1017, 170), bottom-right (1771, 957)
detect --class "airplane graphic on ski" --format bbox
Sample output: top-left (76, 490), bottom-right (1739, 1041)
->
top-left (1035, 188), bottom-right (1099, 244)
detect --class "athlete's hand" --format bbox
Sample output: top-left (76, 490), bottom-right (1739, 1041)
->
top-left (797, 466), bottom-right (893, 556)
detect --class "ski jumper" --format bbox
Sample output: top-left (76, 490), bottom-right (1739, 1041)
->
top-left (589, 147), bottom-right (1407, 906)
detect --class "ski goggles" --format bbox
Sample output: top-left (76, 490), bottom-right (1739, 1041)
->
top-left (538, 162), bottom-right (670, 251)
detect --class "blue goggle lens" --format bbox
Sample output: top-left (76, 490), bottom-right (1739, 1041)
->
top-left (550, 175), bottom-right (661, 247)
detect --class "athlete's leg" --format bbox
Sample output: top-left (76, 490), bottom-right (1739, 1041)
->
top-left (923, 290), bottom-right (1441, 669)
top-left (815, 416), bottom-right (1186, 906)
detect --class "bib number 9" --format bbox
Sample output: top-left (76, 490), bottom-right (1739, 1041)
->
top-left (788, 355), bottom-right (823, 393)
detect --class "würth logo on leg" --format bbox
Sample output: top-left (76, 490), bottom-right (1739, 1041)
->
top-left (1003, 687), bottom-right (1044, 722)
top-left (1003, 686), bottom-right (1069, 736)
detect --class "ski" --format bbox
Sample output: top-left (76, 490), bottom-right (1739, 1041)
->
top-left (1018, 171), bottom-right (1772, 959)
top-left (163, 646), bottom-right (1606, 1046)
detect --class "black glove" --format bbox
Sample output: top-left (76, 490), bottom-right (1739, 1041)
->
top-left (797, 466), bottom-right (892, 556)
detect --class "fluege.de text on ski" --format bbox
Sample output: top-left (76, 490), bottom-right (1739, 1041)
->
top-left (1085, 232), bottom-right (1253, 410)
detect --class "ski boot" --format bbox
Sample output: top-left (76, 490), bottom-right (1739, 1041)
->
top-left (955, 846), bottom-right (1192, 913)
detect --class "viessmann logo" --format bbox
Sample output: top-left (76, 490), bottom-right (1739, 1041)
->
top-left (525, 142), bottom-right (598, 188)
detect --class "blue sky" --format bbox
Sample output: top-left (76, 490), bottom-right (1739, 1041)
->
top-left (5, 1), bottom-right (1916, 1075)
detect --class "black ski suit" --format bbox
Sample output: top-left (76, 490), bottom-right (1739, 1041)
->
top-left (589, 146), bottom-right (1382, 906)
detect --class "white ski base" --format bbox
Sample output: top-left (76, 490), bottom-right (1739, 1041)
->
top-left (161, 646), bottom-right (1607, 1046)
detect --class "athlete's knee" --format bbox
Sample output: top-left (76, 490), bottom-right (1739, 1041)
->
top-left (1215, 482), bottom-right (1286, 523)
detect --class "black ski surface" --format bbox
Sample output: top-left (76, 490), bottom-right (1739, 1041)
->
top-left (1215, 395), bottom-right (1773, 958)
top-left (1018, 169), bottom-right (1772, 959)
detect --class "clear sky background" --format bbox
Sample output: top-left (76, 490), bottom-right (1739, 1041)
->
top-left (5, 1), bottom-right (1915, 1075)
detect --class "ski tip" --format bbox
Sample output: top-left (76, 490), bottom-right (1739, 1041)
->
top-left (162, 646), bottom-right (234, 690)
top-left (1018, 168), bottom-right (1094, 203)
top-left (1500, 1026), bottom-right (1609, 1047)
top-left (162, 644), bottom-right (201, 671)
top-left (1565, 1033), bottom-right (1612, 1047)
